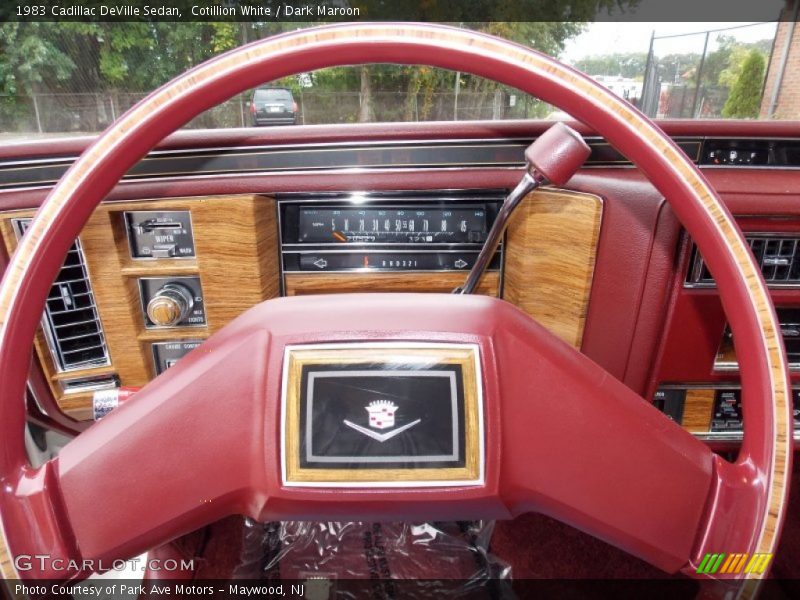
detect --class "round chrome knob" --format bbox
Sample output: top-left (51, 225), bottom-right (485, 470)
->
top-left (146, 283), bottom-right (194, 327)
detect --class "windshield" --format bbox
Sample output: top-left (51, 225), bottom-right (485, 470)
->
top-left (0, 19), bottom-right (794, 138)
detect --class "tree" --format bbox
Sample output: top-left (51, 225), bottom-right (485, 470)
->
top-left (0, 21), bottom-right (247, 95)
top-left (574, 53), bottom-right (648, 78)
top-left (0, 21), bottom-right (252, 130)
top-left (0, 6), bottom-right (640, 129)
top-left (357, 66), bottom-right (374, 122)
top-left (0, 23), bottom-right (83, 130)
top-left (722, 50), bottom-right (766, 119)
top-left (352, 21), bottom-right (591, 122)
top-left (717, 45), bottom-right (751, 89)
top-left (0, 23), bottom-right (78, 95)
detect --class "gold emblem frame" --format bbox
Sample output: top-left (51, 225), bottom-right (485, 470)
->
top-left (281, 342), bottom-right (484, 487)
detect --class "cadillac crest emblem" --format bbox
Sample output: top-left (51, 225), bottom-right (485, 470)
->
top-left (366, 400), bottom-right (396, 429)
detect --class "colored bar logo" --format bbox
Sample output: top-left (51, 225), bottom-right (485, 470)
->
top-left (696, 553), bottom-right (773, 575)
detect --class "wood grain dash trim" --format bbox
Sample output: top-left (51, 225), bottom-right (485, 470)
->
top-left (683, 389), bottom-right (716, 433)
top-left (0, 194), bottom-right (280, 418)
top-left (502, 188), bottom-right (602, 348)
top-left (284, 271), bottom-right (499, 297)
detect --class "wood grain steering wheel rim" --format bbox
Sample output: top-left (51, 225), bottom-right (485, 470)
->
top-left (0, 23), bottom-right (791, 589)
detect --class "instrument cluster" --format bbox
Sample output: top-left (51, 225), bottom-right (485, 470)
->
top-left (279, 192), bottom-right (504, 276)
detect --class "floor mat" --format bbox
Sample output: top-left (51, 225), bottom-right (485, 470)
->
top-left (491, 513), bottom-right (669, 579)
top-left (152, 465), bottom-right (799, 591)
top-left (491, 464), bottom-right (800, 583)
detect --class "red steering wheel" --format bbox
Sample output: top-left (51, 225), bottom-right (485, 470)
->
top-left (0, 23), bottom-right (792, 590)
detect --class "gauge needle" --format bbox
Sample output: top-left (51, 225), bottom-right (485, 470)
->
top-left (332, 231), bottom-right (347, 242)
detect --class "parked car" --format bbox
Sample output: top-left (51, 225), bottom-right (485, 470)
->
top-left (250, 86), bottom-right (298, 126)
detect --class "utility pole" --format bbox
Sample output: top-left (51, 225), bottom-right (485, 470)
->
top-left (641, 30), bottom-right (656, 117)
top-left (453, 71), bottom-right (461, 121)
top-left (240, 22), bottom-right (249, 127)
top-left (32, 94), bottom-right (43, 134)
top-left (690, 31), bottom-right (710, 118)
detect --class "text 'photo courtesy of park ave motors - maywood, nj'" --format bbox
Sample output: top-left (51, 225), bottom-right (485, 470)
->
top-left (34, 2), bottom-right (361, 18)
top-left (15, 582), bottom-right (306, 598)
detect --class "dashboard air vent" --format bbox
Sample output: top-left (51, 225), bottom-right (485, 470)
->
top-left (13, 219), bottom-right (110, 372)
top-left (687, 234), bottom-right (800, 287)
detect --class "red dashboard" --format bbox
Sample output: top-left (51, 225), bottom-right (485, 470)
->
top-left (0, 119), bottom-right (799, 449)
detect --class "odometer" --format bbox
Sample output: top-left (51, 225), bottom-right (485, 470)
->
top-left (298, 206), bottom-right (488, 244)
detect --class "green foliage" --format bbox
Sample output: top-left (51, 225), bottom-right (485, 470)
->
top-left (0, 4), bottom-right (636, 127)
top-left (97, 23), bottom-right (149, 85)
top-left (655, 53), bottom-right (701, 85)
top-left (717, 45), bottom-right (751, 89)
top-left (574, 53), bottom-right (648, 78)
top-left (270, 20), bottom-right (600, 122)
top-left (722, 50), bottom-right (766, 119)
top-left (0, 23), bottom-right (76, 95)
top-left (590, 33), bottom-right (771, 100)
top-left (0, 21), bottom-right (248, 95)
top-left (694, 34), bottom-right (768, 93)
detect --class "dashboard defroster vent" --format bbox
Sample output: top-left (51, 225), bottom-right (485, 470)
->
top-left (687, 234), bottom-right (800, 288)
top-left (13, 219), bottom-right (110, 372)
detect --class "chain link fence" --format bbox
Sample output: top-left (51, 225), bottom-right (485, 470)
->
top-left (658, 85), bottom-right (730, 118)
top-left (638, 22), bottom-right (777, 119)
top-left (0, 90), bottom-right (553, 134)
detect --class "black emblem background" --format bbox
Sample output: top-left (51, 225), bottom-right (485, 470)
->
top-left (299, 362), bottom-right (466, 470)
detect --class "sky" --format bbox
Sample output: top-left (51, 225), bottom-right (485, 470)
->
top-left (559, 0), bottom-right (785, 64)
top-left (561, 21), bottom-right (780, 64)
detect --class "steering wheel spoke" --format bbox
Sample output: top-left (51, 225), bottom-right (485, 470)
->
top-left (493, 313), bottom-right (715, 572)
top-left (53, 329), bottom-right (270, 567)
top-left (54, 296), bottom-right (717, 576)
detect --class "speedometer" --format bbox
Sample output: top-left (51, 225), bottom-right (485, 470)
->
top-left (298, 206), bottom-right (488, 244)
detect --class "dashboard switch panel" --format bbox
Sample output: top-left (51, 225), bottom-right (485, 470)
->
top-left (653, 388), bottom-right (685, 423)
top-left (152, 340), bottom-right (204, 375)
top-left (139, 276), bottom-right (206, 329)
top-left (125, 210), bottom-right (195, 259)
top-left (655, 384), bottom-right (800, 442)
top-left (711, 389), bottom-right (743, 431)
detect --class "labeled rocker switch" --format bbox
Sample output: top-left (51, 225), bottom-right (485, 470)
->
top-left (125, 210), bottom-right (195, 259)
top-left (152, 340), bottom-right (204, 375)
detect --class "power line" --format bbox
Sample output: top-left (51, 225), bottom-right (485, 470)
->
top-left (653, 21), bottom-right (775, 40)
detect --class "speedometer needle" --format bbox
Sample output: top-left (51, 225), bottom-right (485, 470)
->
top-left (332, 231), bottom-right (347, 242)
